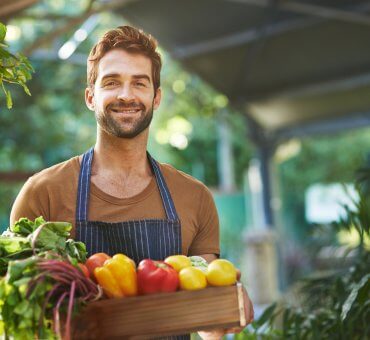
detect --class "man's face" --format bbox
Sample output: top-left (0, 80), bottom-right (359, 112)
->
top-left (85, 49), bottom-right (161, 138)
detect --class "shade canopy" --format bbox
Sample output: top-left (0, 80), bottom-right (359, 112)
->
top-left (117, 0), bottom-right (370, 144)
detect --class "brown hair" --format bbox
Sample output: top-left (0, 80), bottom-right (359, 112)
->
top-left (87, 26), bottom-right (162, 92)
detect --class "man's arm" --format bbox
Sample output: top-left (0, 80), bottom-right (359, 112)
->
top-left (198, 254), bottom-right (217, 263)
top-left (10, 177), bottom-right (48, 225)
top-left (197, 253), bottom-right (254, 340)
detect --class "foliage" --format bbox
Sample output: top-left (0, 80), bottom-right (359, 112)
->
top-left (277, 131), bottom-right (370, 284)
top-left (0, 217), bottom-right (95, 339)
top-left (0, 217), bottom-right (87, 275)
top-left (278, 132), bottom-right (370, 241)
top-left (0, 22), bottom-right (33, 109)
top-left (235, 168), bottom-right (370, 339)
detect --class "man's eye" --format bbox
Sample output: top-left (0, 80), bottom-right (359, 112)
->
top-left (104, 81), bottom-right (117, 87)
top-left (135, 82), bottom-right (146, 87)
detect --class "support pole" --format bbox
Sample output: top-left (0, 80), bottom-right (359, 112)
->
top-left (242, 115), bottom-right (279, 304)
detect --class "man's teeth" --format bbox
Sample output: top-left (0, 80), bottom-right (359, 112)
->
top-left (112, 108), bottom-right (140, 113)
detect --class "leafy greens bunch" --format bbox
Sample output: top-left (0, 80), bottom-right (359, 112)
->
top-left (0, 216), bottom-right (87, 275)
top-left (0, 217), bottom-right (97, 340)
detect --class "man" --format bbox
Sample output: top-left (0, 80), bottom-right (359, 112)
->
top-left (11, 26), bottom-right (253, 339)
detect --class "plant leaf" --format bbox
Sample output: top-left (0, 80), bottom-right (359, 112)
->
top-left (341, 274), bottom-right (370, 321)
top-left (0, 22), bottom-right (6, 42)
top-left (255, 302), bottom-right (277, 327)
top-left (6, 89), bottom-right (12, 108)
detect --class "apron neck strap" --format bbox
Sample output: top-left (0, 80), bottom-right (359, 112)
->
top-left (76, 147), bottom-right (94, 222)
top-left (147, 152), bottom-right (179, 221)
top-left (76, 147), bottom-right (179, 222)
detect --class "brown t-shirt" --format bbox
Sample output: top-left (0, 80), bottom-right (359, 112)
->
top-left (10, 156), bottom-right (220, 256)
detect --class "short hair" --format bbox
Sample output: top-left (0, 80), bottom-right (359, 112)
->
top-left (87, 25), bottom-right (162, 92)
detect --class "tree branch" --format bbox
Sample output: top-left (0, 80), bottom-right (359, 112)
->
top-left (22, 0), bottom-right (138, 56)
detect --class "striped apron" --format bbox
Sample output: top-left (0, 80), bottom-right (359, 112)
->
top-left (75, 147), bottom-right (189, 339)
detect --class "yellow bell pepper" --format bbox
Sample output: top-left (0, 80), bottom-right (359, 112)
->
top-left (93, 254), bottom-right (138, 298)
top-left (94, 266), bottom-right (123, 298)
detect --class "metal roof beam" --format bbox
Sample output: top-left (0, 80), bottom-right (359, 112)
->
top-left (273, 112), bottom-right (370, 142)
top-left (173, 2), bottom-right (370, 59)
top-left (228, 0), bottom-right (370, 26)
top-left (247, 72), bottom-right (370, 101)
top-left (172, 16), bottom-right (319, 59)
top-left (0, 0), bottom-right (38, 18)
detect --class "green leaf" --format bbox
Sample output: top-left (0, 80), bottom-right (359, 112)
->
top-left (6, 89), bottom-right (12, 109)
top-left (10, 217), bottom-right (39, 236)
top-left (0, 23), bottom-right (6, 42)
top-left (341, 274), bottom-right (370, 321)
top-left (22, 84), bottom-right (31, 96)
top-left (6, 257), bottom-right (37, 283)
top-left (0, 236), bottom-right (29, 255)
top-left (255, 302), bottom-right (277, 327)
top-left (282, 308), bottom-right (292, 337)
top-left (6, 290), bottom-right (19, 306)
top-left (13, 300), bottom-right (30, 314)
top-left (29, 223), bottom-right (69, 251)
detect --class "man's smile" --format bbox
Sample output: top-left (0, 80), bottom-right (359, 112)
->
top-left (110, 107), bottom-right (141, 114)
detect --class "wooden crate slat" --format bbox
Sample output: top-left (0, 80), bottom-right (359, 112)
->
top-left (73, 285), bottom-right (242, 339)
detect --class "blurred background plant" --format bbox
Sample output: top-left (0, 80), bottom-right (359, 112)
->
top-left (235, 167), bottom-right (370, 339)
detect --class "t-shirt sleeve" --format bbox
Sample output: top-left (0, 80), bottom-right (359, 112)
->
top-left (188, 186), bottom-right (220, 256)
top-left (10, 176), bottom-right (50, 226)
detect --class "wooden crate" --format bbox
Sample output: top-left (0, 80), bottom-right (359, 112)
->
top-left (72, 283), bottom-right (246, 339)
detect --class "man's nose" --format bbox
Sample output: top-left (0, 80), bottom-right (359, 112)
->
top-left (117, 85), bottom-right (135, 101)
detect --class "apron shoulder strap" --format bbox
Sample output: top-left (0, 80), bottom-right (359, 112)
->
top-left (147, 153), bottom-right (180, 221)
top-left (76, 147), bottom-right (94, 222)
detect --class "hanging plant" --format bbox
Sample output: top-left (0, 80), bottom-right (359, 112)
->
top-left (0, 22), bottom-right (34, 109)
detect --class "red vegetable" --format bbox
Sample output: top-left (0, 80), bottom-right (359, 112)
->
top-left (78, 263), bottom-right (90, 278)
top-left (137, 259), bottom-right (179, 295)
top-left (85, 253), bottom-right (111, 278)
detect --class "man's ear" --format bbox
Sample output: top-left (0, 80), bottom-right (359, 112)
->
top-left (153, 87), bottom-right (162, 110)
top-left (85, 87), bottom-right (95, 111)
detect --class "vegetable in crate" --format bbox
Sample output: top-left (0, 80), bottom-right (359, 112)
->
top-left (85, 252), bottom-right (111, 278)
top-left (206, 259), bottom-right (237, 286)
top-left (0, 217), bottom-right (87, 275)
top-left (0, 217), bottom-right (98, 339)
top-left (179, 266), bottom-right (207, 291)
top-left (0, 254), bottom-right (101, 340)
top-left (94, 253), bottom-right (138, 298)
top-left (189, 255), bottom-right (209, 273)
top-left (164, 255), bottom-right (191, 272)
top-left (137, 259), bottom-right (179, 294)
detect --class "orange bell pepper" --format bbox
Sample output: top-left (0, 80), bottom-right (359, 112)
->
top-left (93, 254), bottom-right (138, 298)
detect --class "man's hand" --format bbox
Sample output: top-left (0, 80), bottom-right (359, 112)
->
top-left (198, 270), bottom-right (254, 340)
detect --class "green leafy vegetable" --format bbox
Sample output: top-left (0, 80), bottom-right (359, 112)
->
top-left (0, 254), bottom-right (100, 339)
top-left (0, 217), bottom-right (87, 275)
top-left (189, 255), bottom-right (208, 273)
top-left (0, 217), bottom-right (97, 339)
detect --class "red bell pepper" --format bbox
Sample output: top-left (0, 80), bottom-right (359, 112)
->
top-left (137, 259), bottom-right (179, 294)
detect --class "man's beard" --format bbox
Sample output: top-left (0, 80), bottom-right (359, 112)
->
top-left (95, 100), bottom-right (154, 139)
